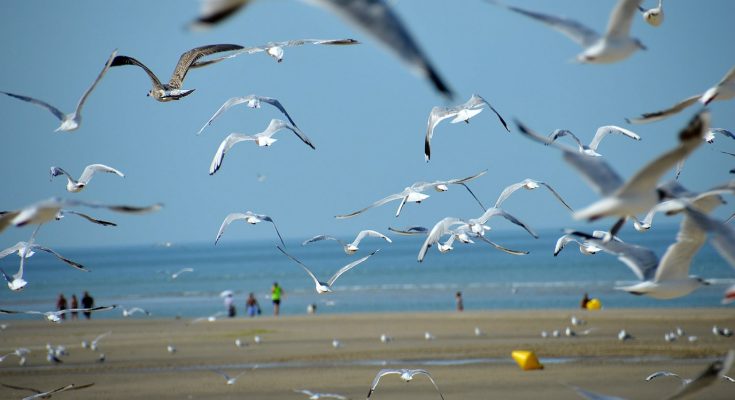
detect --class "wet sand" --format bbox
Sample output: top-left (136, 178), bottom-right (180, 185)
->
top-left (1, 309), bottom-right (734, 399)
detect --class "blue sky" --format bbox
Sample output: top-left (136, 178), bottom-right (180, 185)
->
top-left (0, 0), bottom-right (733, 249)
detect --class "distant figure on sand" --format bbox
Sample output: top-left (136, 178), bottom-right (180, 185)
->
top-left (81, 291), bottom-right (94, 319)
top-left (70, 294), bottom-right (79, 320)
top-left (56, 294), bottom-right (67, 320)
top-left (246, 292), bottom-right (261, 317)
top-left (456, 291), bottom-right (464, 312)
top-left (580, 292), bottom-right (590, 309)
top-left (271, 282), bottom-right (283, 316)
top-left (224, 292), bottom-right (236, 317)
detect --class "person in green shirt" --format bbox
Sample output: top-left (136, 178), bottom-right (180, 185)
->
top-left (271, 282), bottom-right (283, 316)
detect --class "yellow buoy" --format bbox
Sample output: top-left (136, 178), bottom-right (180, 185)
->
top-left (586, 298), bottom-right (602, 310)
top-left (511, 350), bottom-right (544, 370)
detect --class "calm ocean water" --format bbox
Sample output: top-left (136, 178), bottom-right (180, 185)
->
top-left (1, 225), bottom-right (733, 320)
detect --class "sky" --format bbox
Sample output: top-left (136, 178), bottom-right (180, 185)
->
top-left (0, 0), bottom-right (733, 249)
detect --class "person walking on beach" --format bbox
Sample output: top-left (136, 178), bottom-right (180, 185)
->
top-left (224, 292), bottom-right (236, 317)
top-left (245, 292), bottom-right (261, 317)
top-left (70, 294), bottom-right (79, 320)
top-left (56, 294), bottom-right (68, 320)
top-left (455, 291), bottom-right (464, 312)
top-left (271, 282), bottom-right (283, 316)
top-left (81, 291), bottom-right (94, 319)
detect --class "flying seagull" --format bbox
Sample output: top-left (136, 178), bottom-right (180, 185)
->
top-left (627, 66), bottom-right (735, 123)
top-left (121, 307), bottom-right (151, 317)
top-left (197, 95), bottom-right (300, 135)
top-left (302, 229), bottom-right (392, 254)
top-left (554, 230), bottom-right (620, 256)
top-left (665, 350), bottom-right (735, 400)
top-left (215, 211), bottom-right (285, 248)
top-left (367, 368), bottom-right (444, 400)
top-left (0, 305), bottom-right (117, 323)
top-left (646, 371), bottom-right (691, 385)
top-left (425, 94), bottom-right (509, 161)
top-left (187, 0), bottom-right (253, 30)
top-left (0, 383), bottom-right (94, 400)
top-left (336, 170), bottom-right (487, 219)
top-left (293, 389), bottom-right (348, 399)
top-left (638, 0), bottom-right (664, 26)
top-left (110, 44), bottom-right (244, 101)
top-left (1, 239), bottom-right (87, 291)
top-left (212, 369), bottom-right (252, 385)
top-left (277, 246), bottom-right (378, 293)
top-left (0, 50), bottom-right (117, 132)
top-left (49, 164), bottom-right (124, 193)
top-left (171, 268), bottom-right (194, 280)
top-left (488, 0), bottom-right (646, 64)
top-left (494, 178), bottom-right (573, 211)
top-left (88, 331), bottom-right (111, 352)
top-left (547, 126), bottom-right (641, 157)
top-left (192, 38), bottom-right (359, 64)
top-left (209, 119), bottom-right (315, 175)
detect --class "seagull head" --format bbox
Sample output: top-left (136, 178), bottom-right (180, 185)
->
top-left (433, 184), bottom-right (449, 192)
top-left (7, 278), bottom-right (27, 291)
top-left (700, 87), bottom-right (719, 105)
top-left (55, 115), bottom-right (79, 132)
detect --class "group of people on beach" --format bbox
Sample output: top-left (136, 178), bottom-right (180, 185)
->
top-left (223, 282), bottom-right (284, 318)
top-left (55, 291), bottom-right (94, 320)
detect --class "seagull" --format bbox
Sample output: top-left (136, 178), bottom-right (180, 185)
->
top-left (171, 268), bottom-right (194, 280)
top-left (547, 126), bottom-right (641, 157)
top-left (438, 223), bottom-right (530, 256)
top-left (253, 335), bottom-right (262, 344)
top-left (367, 368), bottom-right (444, 400)
top-left (197, 95), bottom-right (300, 135)
top-left (192, 38), bottom-right (359, 64)
top-left (293, 389), bottom-right (348, 399)
top-left (209, 119), bottom-right (315, 175)
top-left (618, 329), bottom-right (634, 341)
top-left (167, 344), bottom-right (177, 354)
top-left (277, 246), bottom-right (378, 294)
top-left (0, 305), bottom-right (117, 323)
top-left (703, 128), bottom-right (735, 144)
top-left (424, 94), bottom-right (509, 161)
top-left (89, 331), bottom-right (111, 352)
top-left (494, 178), bottom-right (573, 211)
top-left (515, 111), bottom-right (708, 234)
top-left (0, 348), bottom-right (30, 363)
top-left (187, 0), bottom-right (253, 30)
top-left (121, 307), bottom-right (151, 317)
top-left (1, 238), bottom-right (87, 291)
top-left (488, 0), bottom-right (645, 64)
top-left (380, 334), bottom-right (393, 343)
top-left (49, 164), bottom-right (124, 193)
top-left (665, 350), bottom-right (734, 400)
top-left (336, 170), bottom-right (487, 219)
top-left (554, 230), bottom-right (620, 257)
top-left (712, 325), bottom-right (733, 337)
top-left (638, 0), bottom-right (664, 26)
top-left (465, 207), bottom-right (538, 238)
top-left (214, 211), bottom-right (285, 247)
top-left (212, 369), bottom-right (249, 385)
top-left (302, 230), bottom-right (392, 254)
top-left (331, 339), bottom-right (342, 348)
top-left (110, 44), bottom-right (244, 102)
top-left (627, 66), bottom-right (735, 123)
top-left (0, 197), bottom-right (162, 234)
top-left (0, 383), bottom-right (94, 400)
top-left (0, 50), bottom-right (117, 132)
top-left (235, 338), bottom-right (247, 348)
top-left (646, 371), bottom-right (691, 385)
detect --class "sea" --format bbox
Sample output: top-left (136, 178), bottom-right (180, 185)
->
top-left (1, 225), bottom-right (733, 320)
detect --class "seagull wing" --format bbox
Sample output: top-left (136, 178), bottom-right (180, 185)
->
top-left (78, 164), bottom-right (125, 185)
top-left (626, 94), bottom-right (700, 124)
top-left (168, 44), bottom-right (244, 89)
top-left (472, 94), bottom-right (509, 131)
top-left (665, 352), bottom-right (734, 400)
top-left (264, 119), bottom-right (315, 149)
top-left (214, 213), bottom-right (249, 244)
top-left (65, 305), bottom-right (117, 314)
top-left (494, 181), bottom-right (527, 208)
top-left (31, 244), bottom-right (89, 271)
top-left (293, 389), bottom-right (315, 396)
top-left (368, 369), bottom-right (402, 398)
top-left (425, 106), bottom-right (459, 161)
top-left (0, 243), bottom-right (25, 259)
top-left (110, 55), bottom-right (164, 89)
top-left (588, 126), bottom-right (641, 152)
top-left (335, 192), bottom-right (405, 219)
top-left (209, 133), bottom-right (256, 175)
top-left (74, 49), bottom-right (117, 116)
top-left (443, 169), bottom-right (488, 186)
top-left (475, 236), bottom-right (529, 255)
top-left (327, 249), bottom-right (378, 287)
top-left (92, 331), bottom-right (112, 344)
top-left (388, 226), bottom-right (428, 236)
top-left (197, 96), bottom-right (254, 135)
top-left (353, 230), bottom-right (392, 246)
top-left (572, 232), bottom-right (658, 281)
top-left (302, 235), bottom-right (343, 246)
top-left (277, 246), bottom-right (322, 288)
top-left (604, 0), bottom-right (641, 39)
top-left (548, 129), bottom-right (585, 151)
top-left (255, 213), bottom-right (286, 248)
top-left (474, 207), bottom-right (538, 238)
top-left (188, 0), bottom-right (251, 30)
top-left (537, 182), bottom-right (575, 211)
top-left (411, 369), bottom-right (445, 400)
top-left (0, 91), bottom-right (65, 121)
top-left (683, 205), bottom-right (735, 269)
top-left (646, 371), bottom-right (684, 382)
top-left (60, 210), bottom-right (117, 226)
top-left (0, 383), bottom-right (42, 394)
top-left (258, 96), bottom-right (299, 127)
top-left (554, 235), bottom-right (583, 256)
top-left (418, 217), bottom-right (466, 262)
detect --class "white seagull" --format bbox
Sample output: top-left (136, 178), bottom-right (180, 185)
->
top-left (302, 229), bottom-right (392, 254)
top-left (171, 267), bottom-right (194, 280)
top-left (110, 44), bottom-right (243, 102)
top-left (192, 38), bottom-right (359, 64)
top-left (488, 0), bottom-right (646, 64)
top-left (638, 0), bottom-right (664, 26)
top-left (628, 66), bottom-right (735, 124)
top-left (212, 369), bottom-right (250, 385)
top-left (121, 307), bottom-right (151, 317)
top-left (646, 371), bottom-right (692, 385)
top-left (0, 348), bottom-right (30, 363)
top-left (0, 305), bottom-right (117, 323)
top-left (197, 94), bottom-right (300, 135)
top-left (293, 389), bottom-right (348, 399)
top-left (336, 170), bottom-right (487, 219)
top-left (277, 246), bottom-right (378, 294)
top-left (89, 331), bottom-right (111, 352)
top-left (424, 94), bottom-right (509, 161)
top-left (515, 111), bottom-right (708, 232)
top-left (49, 164), bottom-right (124, 193)
top-left (1, 239), bottom-right (87, 291)
top-left (0, 50), bottom-right (117, 132)
top-left (214, 211), bottom-right (285, 247)
top-left (553, 230), bottom-right (620, 257)
top-left (209, 119), bottom-right (315, 175)
top-left (367, 368), bottom-right (444, 400)
top-left (547, 126), bottom-right (641, 157)
top-left (494, 178), bottom-right (573, 211)
top-left (0, 383), bottom-right (94, 400)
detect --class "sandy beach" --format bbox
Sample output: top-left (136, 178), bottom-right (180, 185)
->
top-left (1, 309), bottom-right (734, 399)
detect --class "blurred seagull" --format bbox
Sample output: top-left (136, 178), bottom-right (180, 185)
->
top-left (214, 211), bottom-right (285, 247)
top-left (336, 170), bottom-right (487, 219)
top-left (424, 94), bottom-right (509, 161)
top-left (488, 0), bottom-right (646, 64)
top-left (367, 368), bottom-right (444, 400)
top-left (188, 0), bottom-right (253, 30)
top-left (54, 209), bottom-right (117, 227)
top-left (554, 230), bottom-right (620, 256)
top-left (1, 239), bottom-right (87, 291)
top-left (277, 246), bottom-right (378, 294)
top-left (89, 331), bottom-right (111, 351)
top-left (110, 44), bottom-right (243, 102)
top-left (675, 129), bottom-right (734, 178)
top-left (121, 307), bottom-right (151, 317)
top-left (49, 164), bottom-right (124, 193)
top-left (293, 389), bottom-right (348, 399)
top-left (547, 126), bottom-right (641, 157)
top-left (197, 95), bottom-right (300, 135)
top-left (302, 230), bottom-right (392, 254)
top-left (646, 371), bottom-right (691, 385)
top-left (193, 38), bottom-right (359, 64)
top-left (628, 66), bottom-right (735, 123)
top-left (664, 350), bottom-right (735, 400)
top-left (212, 369), bottom-right (250, 385)
top-left (209, 119), bottom-right (315, 175)
top-left (0, 50), bottom-right (117, 132)
top-left (494, 178), bottom-right (573, 211)
top-left (171, 268), bottom-right (194, 280)
top-left (0, 348), bottom-right (30, 363)
top-left (0, 305), bottom-right (117, 323)
top-left (0, 383), bottom-right (94, 400)
top-left (638, 0), bottom-right (664, 26)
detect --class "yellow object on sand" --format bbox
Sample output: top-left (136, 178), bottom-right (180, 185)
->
top-left (586, 298), bottom-right (602, 310)
top-left (511, 350), bottom-right (544, 370)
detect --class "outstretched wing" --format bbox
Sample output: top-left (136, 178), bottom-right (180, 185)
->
top-left (75, 49), bottom-right (118, 115)
top-left (412, 369), bottom-right (445, 400)
top-left (31, 244), bottom-right (88, 271)
top-left (327, 249), bottom-right (378, 287)
top-left (169, 44), bottom-right (244, 89)
top-left (588, 125), bottom-right (641, 152)
top-left (215, 213), bottom-right (248, 244)
top-left (302, 235), bottom-right (343, 246)
top-left (0, 91), bottom-right (65, 121)
top-left (335, 192), bottom-right (405, 219)
top-left (277, 246), bottom-right (321, 288)
top-left (78, 164), bottom-right (125, 185)
top-left (367, 369), bottom-right (402, 398)
top-left (110, 55), bottom-right (164, 89)
top-left (626, 95), bottom-right (700, 124)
